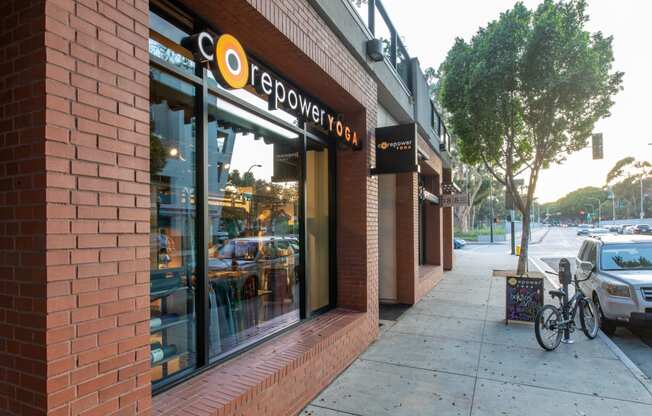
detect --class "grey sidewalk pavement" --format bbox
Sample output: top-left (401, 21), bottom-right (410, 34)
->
top-left (301, 249), bottom-right (652, 416)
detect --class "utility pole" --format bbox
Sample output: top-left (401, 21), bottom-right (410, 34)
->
top-left (641, 176), bottom-right (645, 220)
top-left (643, 145), bottom-right (651, 219)
top-left (489, 179), bottom-right (494, 243)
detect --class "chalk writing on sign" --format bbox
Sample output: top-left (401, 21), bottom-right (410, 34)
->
top-left (505, 277), bottom-right (543, 322)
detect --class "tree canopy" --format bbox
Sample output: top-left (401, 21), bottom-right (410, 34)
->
top-left (439, 0), bottom-right (623, 273)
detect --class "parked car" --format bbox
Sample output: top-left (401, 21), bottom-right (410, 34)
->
top-left (623, 225), bottom-right (638, 235)
top-left (618, 224), bottom-right (632, 234)
top-left (630, 224), bottom-right (651, 235)
top-left (454, 238), bottom-right (466, 249)
top-left (588, 227), bottom-right (611, 238)
top-left (577, 224), bottom-right (593, 236)
top-left (574, 235), bottom-right (652, 334)
top-left (608, 225), bottom-right (620, 233)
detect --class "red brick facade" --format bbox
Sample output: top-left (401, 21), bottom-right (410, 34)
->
top-left (392, 136), bottom-right (447, 305)
top-left (0, 1), bottom-right (48, 414)
top-left (0, 0), bottom-right (151, 414)
top-left (0, 0), bottom-right (453, 415)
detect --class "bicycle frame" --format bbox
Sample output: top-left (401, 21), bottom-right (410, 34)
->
top-left (555, 274), bottom-right (591, 330)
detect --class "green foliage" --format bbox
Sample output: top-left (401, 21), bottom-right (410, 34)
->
top-left (150, 134), bottom-right (168, 177)
top-left (542, 186), bottom-right (607, 220)
top-left (455, 224), bottom-right (507, 241)
top-left (439, 0), bottom-right (623, 197)
top-left (604, 157), bottom-right (652, 218)
top-left (438, 0), bottom-right (623, 273)
top-left (606, 156), bottom-right (636, 184)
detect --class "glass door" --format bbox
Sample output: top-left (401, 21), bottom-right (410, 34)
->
top-left (305, 138), bottom-right (332, 314)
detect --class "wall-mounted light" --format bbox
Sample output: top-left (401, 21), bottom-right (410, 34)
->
top-left (366, 39), bottom-right (384, 62)
top-left (181, 32), bottom-right (214, 63)
top-left (169, 148), bottom-right (179, 157)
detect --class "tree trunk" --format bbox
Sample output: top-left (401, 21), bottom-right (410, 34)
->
top-left (517, 209), bottom-right (530, 275)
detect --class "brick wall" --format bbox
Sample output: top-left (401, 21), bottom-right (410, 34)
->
top-left (0, 1), bottom-right (48, 414)
top-left (395, 172), bottom-right (418, 304)
top-left (42, 0), bottom-right (151, 415)
top-left (392, 135), bottom-right (447, 305)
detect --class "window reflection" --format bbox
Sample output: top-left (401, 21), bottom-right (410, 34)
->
top-left (149, 11), bottom-right (195, 75)
top-left (149, 67), bottom-right (197, 384)
top-left (602, 244), bottom-right (652, 270)
top-left (206, 95), bottom-right (301, 360)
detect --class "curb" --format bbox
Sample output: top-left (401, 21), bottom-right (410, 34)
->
top-left (530, 256), bottom-right (652, 396)
top-left (529, 227), bottom-right (551, 245)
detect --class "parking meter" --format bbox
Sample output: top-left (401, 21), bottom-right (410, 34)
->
top-left (558, 258), bottom-right (572, 286)
top-left (558, 258), bottom-right (572, 343)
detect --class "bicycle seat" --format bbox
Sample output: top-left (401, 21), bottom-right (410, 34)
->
top-left (549, 290), bottom-right (565, 299)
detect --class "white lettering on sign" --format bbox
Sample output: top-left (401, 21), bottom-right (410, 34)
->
top-left (192, 31), bottom-right (361, 148)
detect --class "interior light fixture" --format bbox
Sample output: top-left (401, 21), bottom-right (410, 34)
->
top-left (169, 148), bottom-right (179, 157)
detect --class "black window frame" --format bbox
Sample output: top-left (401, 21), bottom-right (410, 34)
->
top-left (149, 3), bottom-right (338, 394)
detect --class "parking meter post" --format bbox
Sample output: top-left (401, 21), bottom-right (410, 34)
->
top-left (510, 221), bottom-right (516, 255)
top-left (558, 258), bottom-right (574, 344)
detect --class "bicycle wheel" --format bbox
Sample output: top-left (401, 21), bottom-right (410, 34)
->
top-left (535, 305), bottom-right (563, 351)
top-left (579, 298), bottom-right (599, 339)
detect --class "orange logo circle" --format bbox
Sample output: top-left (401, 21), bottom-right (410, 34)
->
top-left (214, 34), bottom-right (249, 89)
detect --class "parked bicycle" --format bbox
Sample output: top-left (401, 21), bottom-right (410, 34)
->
top-left (534, 262), bottom-right (599, 351)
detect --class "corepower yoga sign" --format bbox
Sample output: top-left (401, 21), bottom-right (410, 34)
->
top-left (185, 32), bottom-right (361, 148)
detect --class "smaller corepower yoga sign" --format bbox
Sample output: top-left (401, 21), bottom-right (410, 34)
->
top-left (186, 32), bottom-right (360, 149)
top-left (371, 123), bottom-right (418, 175)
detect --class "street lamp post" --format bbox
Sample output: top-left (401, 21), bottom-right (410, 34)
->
top-left (246, 164), bottom-right (262, 175)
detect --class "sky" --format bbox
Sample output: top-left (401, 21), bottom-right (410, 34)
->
top-left (381, 0), bottom-right (652, 203)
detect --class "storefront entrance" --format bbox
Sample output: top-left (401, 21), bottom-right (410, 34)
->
top-left (148, 9), bottom-right (335, 391)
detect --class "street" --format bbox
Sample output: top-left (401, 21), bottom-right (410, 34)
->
top-left (468, 226), bottom-right (652, 381)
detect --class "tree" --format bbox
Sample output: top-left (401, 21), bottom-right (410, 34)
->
top-left (606, 157), bottom-right (652, 219)
top-left (542, 186), bottom-right (607, 222)
top-left (439, 0), bottom-right (623, 274)
top-left (454, 163), bottom-right (491, 232)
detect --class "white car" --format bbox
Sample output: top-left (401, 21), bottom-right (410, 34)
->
top-left (575, 235), bottom-right (652, 334)
top-left (587, 227), bottom-right (611, 238)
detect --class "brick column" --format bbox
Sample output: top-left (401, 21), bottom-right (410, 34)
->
top-left (0, 1), bottom-right (48, 415)
top-left (395, 172), bottom-right (418, 304)
top-left (42, 1), bottom-right (151, 415)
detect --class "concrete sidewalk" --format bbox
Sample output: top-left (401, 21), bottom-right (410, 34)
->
top-left (301, 249), bottom-right (652, 416)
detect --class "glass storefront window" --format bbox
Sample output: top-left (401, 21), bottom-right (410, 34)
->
top-left (148, 8), bottom-right (335, 391)
top-left (206, 93), bottom-right (301, 361)
top-left (149, 66), bottom-right (198, 384)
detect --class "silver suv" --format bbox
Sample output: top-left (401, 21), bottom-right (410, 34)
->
top-left (575, 235), bottom-right (652, 334)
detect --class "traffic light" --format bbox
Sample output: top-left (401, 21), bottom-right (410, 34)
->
top-left (592, 133), bottom-right (603, 160)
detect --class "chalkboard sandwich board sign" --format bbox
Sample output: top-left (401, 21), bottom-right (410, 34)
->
top-left (493, 270), bottom-right (544, 324)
